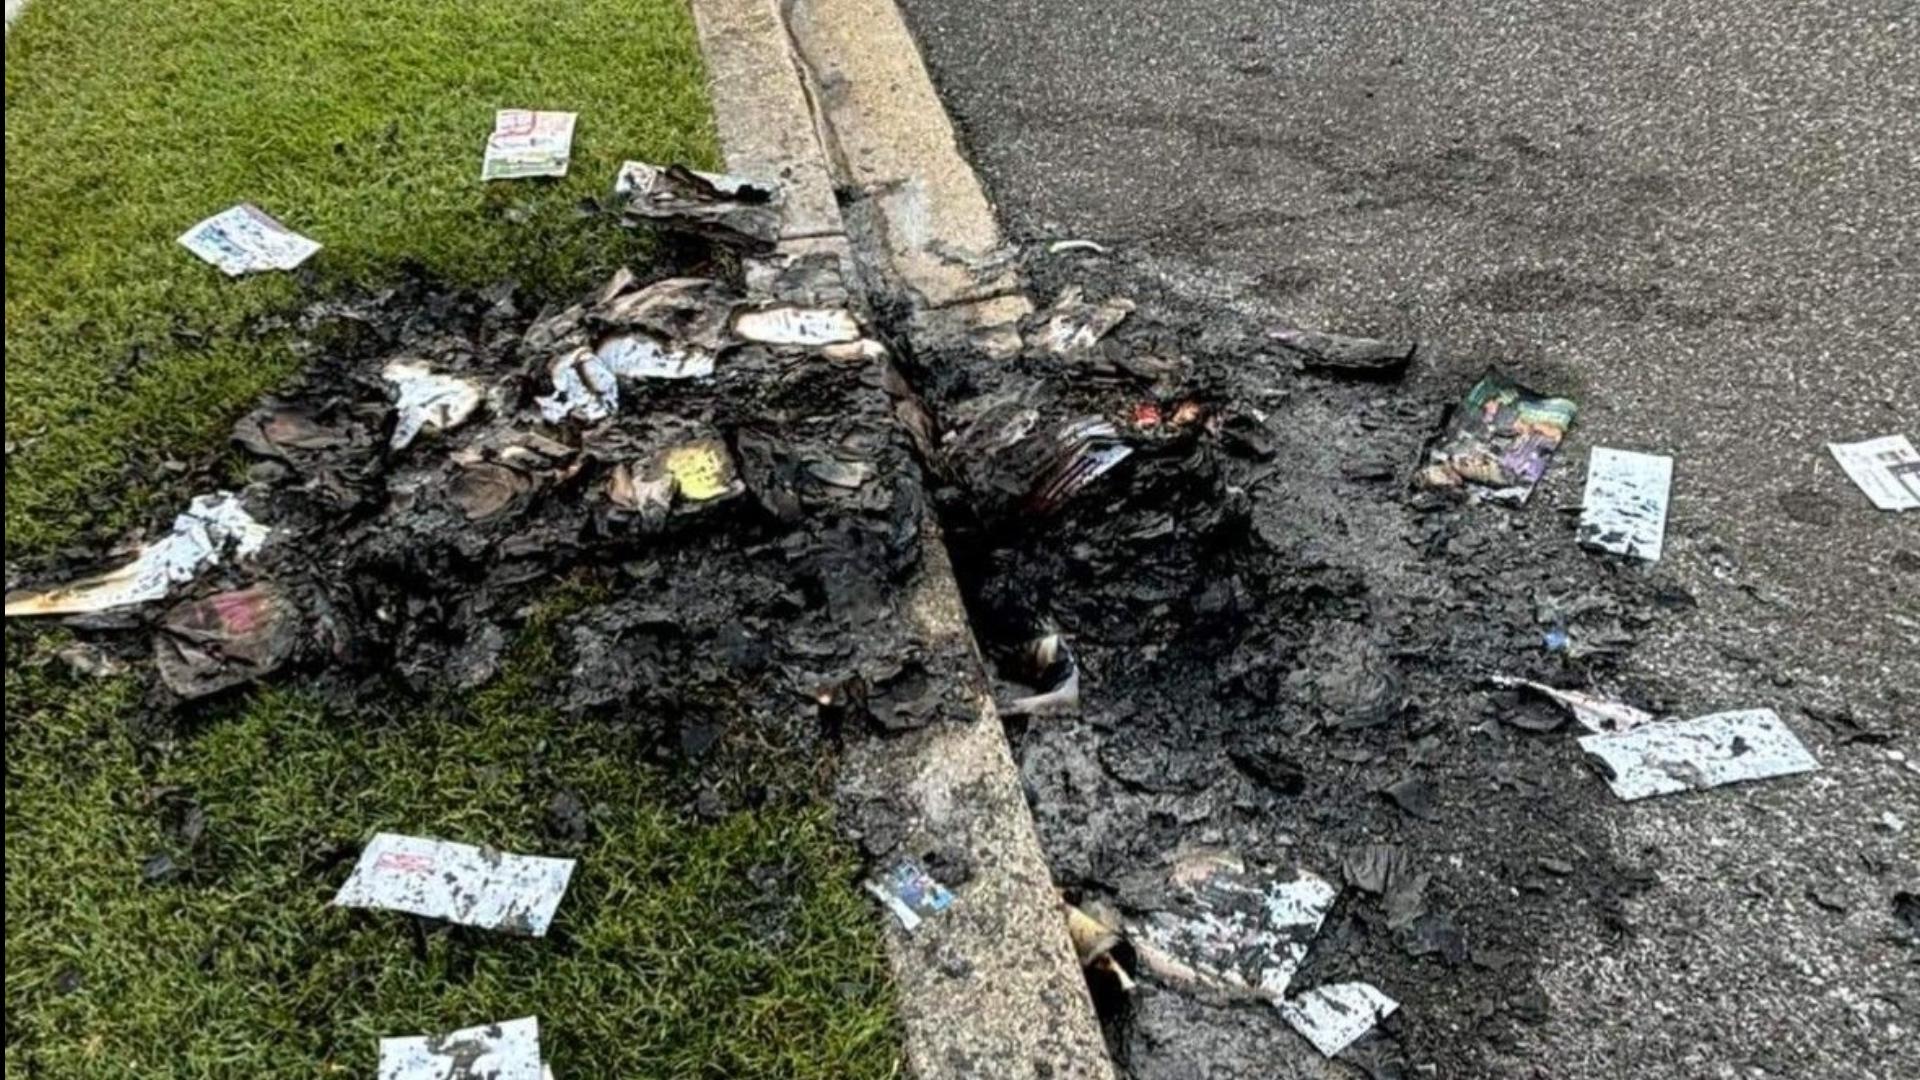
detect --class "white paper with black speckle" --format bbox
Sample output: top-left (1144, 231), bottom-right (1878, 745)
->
top-left (1133, 867), bottom-right (1337, 999)
top-left (333, 834), bottom-right (575, 936)
top-left (1828, 435), bottom-right (1920, 511)
top-left (377, 1016), bottom-right (543, 1080)
top-left (1577, 709), bottom-right (1818, 800)
top-left (1578, 448), bottom-right (1672, 561)
top-left (1280, 982), bottom-right (1399, 1057)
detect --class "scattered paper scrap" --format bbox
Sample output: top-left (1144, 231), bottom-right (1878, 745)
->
top-left (660, 438), bottom-right (743, 504)
top-left (536, 336), bottom-right (715, 424)
top-left (1025, 418), bottom-right (1134, 515)
top-left (482, 109), bottom-right (577, 181)
top-left (1827, 435), bottom-right (1920, 511)
top-left (1416, 372), bottom-right (1576, 504)
top-left (615, 160), bottom-right (781, 248)
top-left (1490, 676), bottom-right (1657, 734)
top-left (1280, 982), bottom-right (1399, 1058)
top-left (5, 493), bottom-right (268, 618)
top-left (729, 305), bottom-right (862, 347)
top-left (865, 859), bottom-right (953, 931)
top-left (378, 1016), bottom-right (542, 1080)
top-left (154, 584), bottom-right (300, 699)
top-left (1133, 864), bottom-right (1337, 999)
top-left (597, 333), bottom-right (715, 380)
top-left (1578, 448), bottom-right (1673, 560)
top-left (333, 833), bottom-right (576, 936)
top-left (537, 346), bottom-right (616, 425)
top-left (178, 204), bottom-right (320, 276)
top-left (1037, 286), bottom-right (1134, 355)
top-left (1577, 708), bottom-right (1819, 800)
top-left (384, 361), bottom-right (482, 450)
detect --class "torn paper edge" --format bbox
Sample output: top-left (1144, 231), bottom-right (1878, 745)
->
top-left (1578, 447), bottom-right (1673, 561)
top-left (1131, 869), bottom-right (1338, 999)
top-left (1280, 982), bottom-right (1399, 1058)
top-left (613, 160), bottom-right (777, 202)
top-left (1038, 287), bottom-right (1134, 354)
top-left (384, 360), bottom-right (482, 449)
top-left (1827, 435), bottom-right (1920, 511)
top-left (1489, 676), bottom-right (1657, 734)
top-left (1577, 708), bottom-right (1820, 800)
top-left (332, 833), bottom-right (576, 936)
top-left (5, 493), bottom-right (269, 618)
top-left (377, 1016), bottom-right (542, 1080)
top-left (865, 859), bottom-right (953, 932)
top-left (729, 305), bottom-right (862, 347)
top-left (177, 204), bottom-right (321, 276)
top-left (864, 878), bottom-right (923, 931)
top-left (536, 337), bottom-right (716, 423)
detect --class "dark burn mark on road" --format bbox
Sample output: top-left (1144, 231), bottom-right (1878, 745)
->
top-left (880, 249), bottom-right (1688, 1077)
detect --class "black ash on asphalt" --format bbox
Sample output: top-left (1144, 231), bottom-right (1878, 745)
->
top-left (887, 246), bottom-right (1694, 1078)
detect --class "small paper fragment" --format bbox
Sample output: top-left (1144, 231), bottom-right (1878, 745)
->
top-left (1490, 676), bottom-right (1657, 734)
top-left (1280, 982), bottom-right (1399, 1057)
top-left (1578, 448), bottom-right (1673, 560)
top-left (178, 204), bottom-right (321, 276)
top-left (377, 1016), bottom-right (543, 1080)
top-left (384, 361), bottom-right (482, 450)
top-left (865, 859), bottom-right (953, 931)
top-left (1577, 709), bottom-right (1819, 800)
top-left (1037, 286), bottom-right (1133, 354)
top-left (730, 305), bottom-right (862, 347)
top-left (596, 334), bottom-right (714, 380)
top-left (1133, 866), bottom-right (1338, 999)
top-left (613, 161), bottom-right (782, 248)
top-left (1827, 435), bottom-right (1920, 511)
top-left (333, 834), bottom-right (576, 936)
top-left (1415, 372), bottom-right (1576, 505)
top-left (483, 109), bottom-right (577, 181)
top-left (535, 337), bottom-right (714, 423)
top-left (661, 439), bottom-right (741, 503)
top-left (614, 160), bottom-right (768, 201)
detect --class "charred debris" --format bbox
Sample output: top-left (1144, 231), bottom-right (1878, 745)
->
top-left (8, 167), bottom-right (1830, 1076)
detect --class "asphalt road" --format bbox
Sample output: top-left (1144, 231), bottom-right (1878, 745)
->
top-left (895, 1), bottom-right (1919, 1076)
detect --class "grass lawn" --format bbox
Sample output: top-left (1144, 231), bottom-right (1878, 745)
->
top-left (4, 2), bottom-right (899, 1077)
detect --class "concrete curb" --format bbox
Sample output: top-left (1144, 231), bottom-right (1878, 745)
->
top-left (687, 2), bottom-right (1111, 1078)
top-left (688, 0), bottom-right (844, 244)
top-left (782, 0), bottom-right (1031, 348)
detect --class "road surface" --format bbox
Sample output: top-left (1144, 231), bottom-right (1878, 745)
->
top-left (895, 1), bottom-right (1919, 1076)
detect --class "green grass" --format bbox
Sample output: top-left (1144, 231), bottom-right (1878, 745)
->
top-left (4, 3), bottom-right (900, 1077)
top-left (4, 0), bottom-right (716, 550)
top-left (6, 607), bottom-right (899, 1079)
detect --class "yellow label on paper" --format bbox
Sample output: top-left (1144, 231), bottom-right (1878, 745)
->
top-left (662, 441), bottom-right (734, 501)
